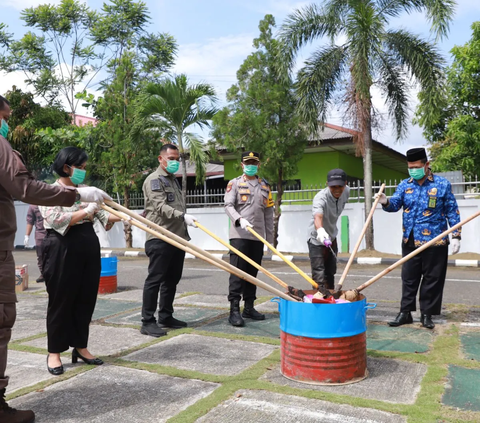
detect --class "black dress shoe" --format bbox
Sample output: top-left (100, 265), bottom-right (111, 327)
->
top-left (157, 316), bottom-right (187, 329)
top-left (36, 276), bottom-right (45, 283)
top-left (140, 322), bottom-right (167, 337)
top-left (388, 311), bottom-right (413, 327)
top-left (72, 348), bottom-right (103, 365)
top-left (421, 314), bottom-right (435, 329)
top-left (47, 354), bottom-right (64, 376)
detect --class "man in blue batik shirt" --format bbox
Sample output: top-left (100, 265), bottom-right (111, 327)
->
top-left (375, 147), bottom-right (461, 329)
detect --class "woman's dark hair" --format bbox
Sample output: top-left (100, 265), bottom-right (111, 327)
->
top-left (52, 147), bottom-right (88, 177)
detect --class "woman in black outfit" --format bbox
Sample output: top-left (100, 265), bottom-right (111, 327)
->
top-left (40, 147), bottom-right (120, 375)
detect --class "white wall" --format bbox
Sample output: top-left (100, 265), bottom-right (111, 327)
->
top-left (15, 200), bottom-right (480, 255)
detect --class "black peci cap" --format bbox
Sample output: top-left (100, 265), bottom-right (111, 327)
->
top-left (241, 151), bottom-right (260, 162)
top-left (327, 168), bottom-right (347, 187)
top-left (406, 147), bottom-right (427, 162)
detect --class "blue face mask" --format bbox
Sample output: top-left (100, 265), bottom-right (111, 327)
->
top-left (0, 120), bottom-right (8, 138)
top-left (243, 164), bottom-right (258, 176)
top-left (408, 166), bottom-right (426, 180)
top-left (69, 167), bottom-right (86, 185)
top-left (166, 160), bottom-right (180, 174)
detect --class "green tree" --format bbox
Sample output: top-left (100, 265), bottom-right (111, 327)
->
top-left (212, 15), bottom-right (308, 247)
top-left (139, 74), bottom-right (219, 201)
top-left (4, 86), bottom-right (71, 177)
top-left (0, 0), bottom-right (176, 119)
top-left (0, 0), bottom-right (98, 117)
top-left (416, 21), bottom-right (480, 178)
top-left (279, 0), bottom-right (454, 250)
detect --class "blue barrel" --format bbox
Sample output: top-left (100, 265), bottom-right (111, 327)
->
top-left (99, 257), bottom-right (118, 294)
top-left (273, 293), bottom-right (376, 338)
top-left (272, 293), bottom-right (376, 385)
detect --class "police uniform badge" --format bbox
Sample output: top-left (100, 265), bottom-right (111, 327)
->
top-left (226, 181), bottom-right (233, 193)
top-left (167, 192), bottom-right (175, 202)
top-left (428, 187), bottom-right (437, 208)
top-left (151, 179), bottom-right (161, 191)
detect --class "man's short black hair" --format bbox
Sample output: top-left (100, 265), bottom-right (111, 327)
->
top-left (52, 146), bottom-right (88, 177)
top-left (160, 143), bottom-right (178, 154)
top-left (0, 96), bottom-right (10, 112)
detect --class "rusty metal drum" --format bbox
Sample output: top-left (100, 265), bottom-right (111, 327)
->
top-left (272, 294), bottom-right (376, 385)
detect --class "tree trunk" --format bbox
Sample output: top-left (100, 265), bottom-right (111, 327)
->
top-left (177, 130), bottom-right (188, 204)
top-left (273, 168), bottom-right (284, 248)
top-left (124, 185), bottom-right (133, 248)
top-left (363, 108), bottom-right (374, 250)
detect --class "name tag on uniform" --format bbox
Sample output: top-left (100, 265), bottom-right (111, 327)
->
top-left (428, 197), bottom-right (436, 208)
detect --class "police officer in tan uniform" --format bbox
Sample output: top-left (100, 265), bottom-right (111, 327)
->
top-left (141, 144), bottom-right (198, 337)
top-left (224, 151), bottom-right (274, 327)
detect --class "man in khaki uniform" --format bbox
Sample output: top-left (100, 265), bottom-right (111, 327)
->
top-left (0, 95), bottom-right (111, 423)
top-left (141, 144), bottom-right (198, 337)
top-left (224, 151), bottom-right (274, 327)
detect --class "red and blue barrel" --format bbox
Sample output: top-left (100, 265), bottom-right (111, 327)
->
top-left (272, 294), bottom-right (376, 385)
top-left (99, 256), bottom-right (118, 294)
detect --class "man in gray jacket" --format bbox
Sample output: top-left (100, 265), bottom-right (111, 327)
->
top-left (307, 169), bottom-right (350, 297)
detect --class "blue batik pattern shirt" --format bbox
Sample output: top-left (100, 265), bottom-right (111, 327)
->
top-left (383, 173), bottom-right (461, 247)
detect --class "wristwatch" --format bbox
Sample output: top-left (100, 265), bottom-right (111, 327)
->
top-left (75, 189), bottom-right (81, 202)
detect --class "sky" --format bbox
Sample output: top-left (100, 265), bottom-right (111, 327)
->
top-left (1, 0), bottom-right (480, 155)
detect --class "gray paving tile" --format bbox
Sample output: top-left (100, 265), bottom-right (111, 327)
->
top-left (196, 389), bottom-right (407, 422)
top-left (255, 299), bottom-right (280, 313)
top-left (123, 333), bottom-right (277, 376)
top-left (15, 296), bottom-right (48, 321)
top-left (11, 319), bottom-right (46, 341)
top-left (10, 365), bottom-right (219, 423)
top-left (199, 314), bottom-right (280, 338)
top-left (261, 357), bottom-right (426, 404)
top-left (92, 299), bottom-right (141, 321)
top-left (174, 294), bottom-right (229, 309)
top-left (101, 289), bottom-right (143, 302)
top-left (6, 350), bottom-right (75, 393)
top-left (106, 307), bottom-right (226, 326)
top-left (20, 325), bottom-right (151, 356)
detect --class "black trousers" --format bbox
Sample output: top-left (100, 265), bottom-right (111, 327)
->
top-left (308, 239), bottom-right (338, 289)
top-left (142, 239), bottom-right (185, 323)
top-left (401, 243), bottom-right (448, 315)
top-left (42, 224), bottom-right (101, 353)
top-left (228, 239), bottom-right (264, 302)
top-left (35, 243), bottom-right (45, 276)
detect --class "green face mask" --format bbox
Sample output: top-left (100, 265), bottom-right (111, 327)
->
top-left (243, 164), bottom-right (258, 176)
top-left (166, 160), bottom-right (180, 174)
top-left (0, 120), bottom-right (8, 138)
top-left (408, 166), bottom-right (426, 180)
top-left (69, 167), bottom-right (86, 185)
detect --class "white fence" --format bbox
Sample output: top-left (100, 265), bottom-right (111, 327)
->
top-left (16, 199), bottom-right (480, 255)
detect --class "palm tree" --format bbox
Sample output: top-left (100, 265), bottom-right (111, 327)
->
top-left (280, 0), bottom-right (454, 249)
top-left (139, 74), bottom-right (218, 201)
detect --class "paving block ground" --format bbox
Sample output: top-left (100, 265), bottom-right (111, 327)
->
top-left (262, 357), bottom-right (427, 404)
top-left (21, 325), bottom-right (152, 356)
top-left (442, 365), bottom-right (480, 412)
top-left (9, 365), bottom-right (220, 423)
top-left (123, 333), bottom-right (277, 375)
top-left (460, 332), bottom-right (480, 360)
top-left (367, 324), bottom-right (434, 353)
top-left (199, 313), bottom-right (280, 338)
top-left (174, 294), bottom-right (230, 309)
top-left (196, 390), bottom-right (407, 423)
